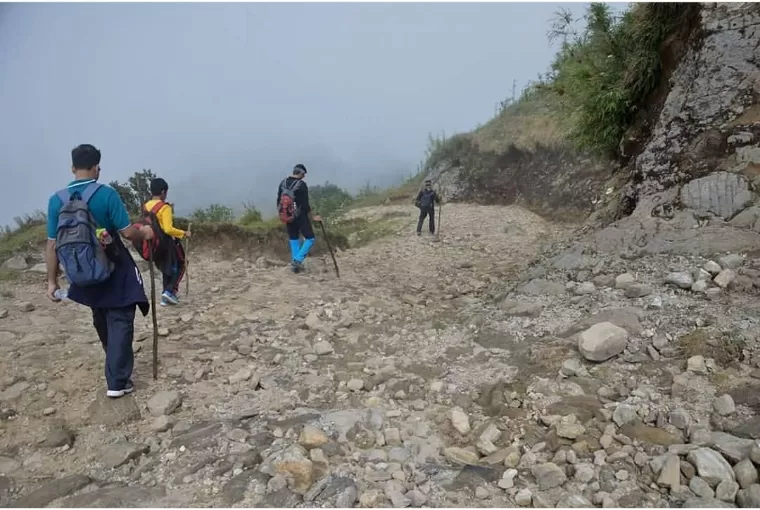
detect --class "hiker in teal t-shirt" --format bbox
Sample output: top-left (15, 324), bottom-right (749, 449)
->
top-left (45, 144), bottom-right (154, 399)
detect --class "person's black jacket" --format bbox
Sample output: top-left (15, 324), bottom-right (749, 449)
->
top-left (277, 177), bottom-right (311, 216)
top-left (415, 188), bottom-right (439, 210)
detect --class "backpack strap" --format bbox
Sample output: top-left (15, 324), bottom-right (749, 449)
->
top-left (147, 200), bottom-right (166, 215)
top-left (80, 182), bottom-right (103, 204)
top-left (55, 189), bottom-right (71, 204)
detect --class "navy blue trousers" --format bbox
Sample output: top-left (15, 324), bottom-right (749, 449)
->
top-left (92, 306), bottom-right (135, 391)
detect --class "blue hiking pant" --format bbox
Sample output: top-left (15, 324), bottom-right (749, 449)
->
top-left (286, 216), bottom-right (316, 263)
top-left (92, 306), bottom-right (136, 391)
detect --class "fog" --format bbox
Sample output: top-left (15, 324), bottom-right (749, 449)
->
top-left (0, 2), bottom-right (589, 224)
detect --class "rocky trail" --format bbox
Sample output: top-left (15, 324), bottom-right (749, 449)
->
top-left (2, 202), bottom-right (760, 508)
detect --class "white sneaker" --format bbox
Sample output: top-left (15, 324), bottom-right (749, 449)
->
top-left (106, 385), bottom-right (135, 398)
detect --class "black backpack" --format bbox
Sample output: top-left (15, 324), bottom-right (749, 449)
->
top-left (419, 189), bottom-right (435, 209)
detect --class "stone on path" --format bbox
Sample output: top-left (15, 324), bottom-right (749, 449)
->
top-left (665, 272), bottom-right (694, 289)
top-left (147, 390), bottom-right (182, 417)
top-left (448, 408), bottom-right (471, 435)
top-left (577, 322), bottom-right (628, 362)
top-left (687, 448), bottom-right (736, 488)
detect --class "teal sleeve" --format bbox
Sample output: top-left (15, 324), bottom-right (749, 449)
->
top-left (46, 195), bottom-right (61, 240)
top-left (105, 188), bottom-right (131, 231)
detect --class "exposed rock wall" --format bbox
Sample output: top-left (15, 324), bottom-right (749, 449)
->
top-left (586, 2), bottom-right (760, 257)
top-left (630, 2), bottom-right (760, 210)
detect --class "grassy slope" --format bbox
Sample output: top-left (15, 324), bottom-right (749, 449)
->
top-left (472, 91), bottom-right (568, 153)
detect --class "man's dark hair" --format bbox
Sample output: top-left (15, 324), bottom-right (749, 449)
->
top-left (293, 164), bottom-right (307, 175)
top-left (71, 144), bottom-right (101, 170)
top-left (150, 178), bottom-right (169, 196)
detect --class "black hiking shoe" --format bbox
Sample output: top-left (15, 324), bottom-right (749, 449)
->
top-left (290, 260), bottom-right (302, 273)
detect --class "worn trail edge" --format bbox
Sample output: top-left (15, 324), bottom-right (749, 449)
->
top-left (2, 202), bottom-right (760, 508)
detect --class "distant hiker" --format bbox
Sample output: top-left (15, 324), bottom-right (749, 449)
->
top-left (277, 164), bottom-right (322, 273)
top-left (415, 179), bottom-right (441, 236)
top-left (142, 178), bottom-right (191, 306)
top-left (45, 144), bottom-right (154, 398)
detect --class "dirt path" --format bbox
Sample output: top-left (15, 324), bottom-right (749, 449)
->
top-left (0, 204), bottom-right (570, 507)
top-left (3, 202), bottom-right (760, 508)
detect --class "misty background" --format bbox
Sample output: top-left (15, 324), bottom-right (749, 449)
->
top-left (0, 2), bottom-right (591, 225)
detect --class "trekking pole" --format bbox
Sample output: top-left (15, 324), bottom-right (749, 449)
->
top-left (185, 222), bottom-right (192, 297)
top-left (147, 243), bottom-right (159, 380)
top-left (438, 202), bottom-right (443, 237)
top-left (317, 221), bottom-right (340, 278)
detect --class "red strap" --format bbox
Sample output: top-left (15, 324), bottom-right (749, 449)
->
top-left (146, 201), bottom-right (166, 215)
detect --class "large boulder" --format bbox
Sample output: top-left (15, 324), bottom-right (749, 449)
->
top-left (679, 172), bottom-right (755, 220)
top-left (1, 255), bottom-right (28, 271)
top-left (577, 322), bottom-right (629, 362)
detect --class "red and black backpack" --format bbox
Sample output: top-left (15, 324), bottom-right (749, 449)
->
top-left (132, 201), bottom-right (172, 261)
top-left (278, 179), bottom-right (302, 224)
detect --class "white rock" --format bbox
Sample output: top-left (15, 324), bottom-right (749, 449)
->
top-left (448, 408), bottom-right (471, 435)
top-left (515, 488), bottom-right (532, 506)
top-left (687, 448), bottom-right (736, 488)
top-left (714, 394), bottom-right (736, 416)
top-left (665, 272), bottom-right (694, 289)
top-left (615, 273), bottom-right (635, 289)
top-left (704, 261), bottom-right (722, 276)
top-left (657, 454), bottom-right (681, 490)
top-left (688, 355), bottom-right (709, 375)
top-left (575, 282), bottom-right (596, 295)
top-left (613, 404), bottom-right (638, 427)
top-left (718, 254), bottom-right (744, 270)
top-left (147, 390), bottom-right (182, 416)
top-left (714, 269), bottom-right (736, 288)
top-left (577, 322), bottom-right (629, 362)
top-left (1, 255), bottom-right (27, 270)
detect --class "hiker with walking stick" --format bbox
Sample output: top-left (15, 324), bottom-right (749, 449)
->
top-left (140, 178), bottom-right (191, 306)
top-left (276, 164), bottom-right (322, 273)
top-left (414, 179), bottom-right (442, 236)
top-left (45, 144), bottom-right (153, 398)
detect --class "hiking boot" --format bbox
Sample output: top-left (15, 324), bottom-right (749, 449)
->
top-left (106, 382), bottom-right (134, 398)
top-left (162, 291), bottom-right (179, 305)
top-left (416, 231), bottom-right (421, 236)
top-left (290, 260), bottom-right (302, 273)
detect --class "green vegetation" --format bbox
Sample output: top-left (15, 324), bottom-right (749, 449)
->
top-left (238, 201), bottom-right (264, 227)
top-left (110, 168), bottom-right (156, 216)
top-left (546, 3), bottom-right (699, 155)
top-left (425, 2), bottom-right (700, 173)
top-left (310, 182), bottom-right (354, 217)
top-left (189, 204), bottom-right (236, 224)
top-left (0, 212), bottom-right (47, 262)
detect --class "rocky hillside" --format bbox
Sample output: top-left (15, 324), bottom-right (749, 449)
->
top-left (425, 3), bottom-right (760, 232)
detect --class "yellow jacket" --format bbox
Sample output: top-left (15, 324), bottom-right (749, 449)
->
top-left (144, 199), bottom-right (186, 239)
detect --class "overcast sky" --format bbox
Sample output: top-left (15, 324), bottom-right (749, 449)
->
top-left (0, 2), bottom-right (591, 224)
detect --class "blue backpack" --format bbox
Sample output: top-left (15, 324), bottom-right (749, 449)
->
top-left (54, 183), bottom-right (114, 287)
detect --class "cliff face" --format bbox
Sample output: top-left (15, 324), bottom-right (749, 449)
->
top-left (584, 2), bottom-right (760, 258)
top-left (629, 2), bottom-right (760, 210)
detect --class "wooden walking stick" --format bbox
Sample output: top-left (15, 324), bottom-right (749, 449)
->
top-left (437, 202), bottom-right (443, 237)
top-left (185, 222), bottom-right (192, 297)
top-left (147, 242), bottom-right (159, 380)
top-left (317, 220), bottom-right (340, 278)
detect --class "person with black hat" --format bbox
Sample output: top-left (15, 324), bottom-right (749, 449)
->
top-left (414, 179), bottom-right (441, 236)
top-left (277, 164), bottom-right (321, 273)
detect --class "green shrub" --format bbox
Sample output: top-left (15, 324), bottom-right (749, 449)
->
top-left (189, 204), bottom-right (235, 224)
top-left (310, 182), bottom-right (355, 217)
top-left (547, 2), bottom-right (700, 155)
top-left (238, 201), bottom-right (263, 226)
